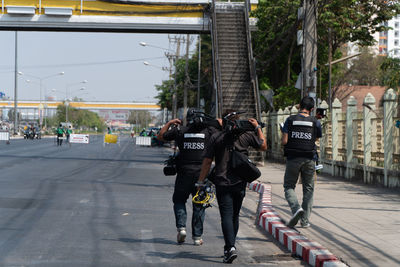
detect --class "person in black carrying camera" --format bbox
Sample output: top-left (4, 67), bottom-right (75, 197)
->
top-left (157, 109), bottom-right (221, 246)
top-left (196, 110), bottom-right (267, 264)
top-left (281, 96), bottom-right (322, 229)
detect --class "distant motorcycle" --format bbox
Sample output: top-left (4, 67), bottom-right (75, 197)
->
top-left (24, 130), bottom-right (30, 139)
top-left (24, 129), bottom-right (35, 140)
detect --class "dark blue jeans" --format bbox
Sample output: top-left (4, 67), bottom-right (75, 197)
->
top-left (172, 171), bottom-right (205, 238)
top-left (216, 182), bottom-right (246, 251)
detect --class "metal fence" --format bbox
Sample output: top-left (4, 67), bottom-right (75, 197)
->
top-left (262, 89), bottom-right (400, 188)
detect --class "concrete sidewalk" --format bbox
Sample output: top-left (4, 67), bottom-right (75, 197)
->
top-left (254, 161), bottom-right (400, 267)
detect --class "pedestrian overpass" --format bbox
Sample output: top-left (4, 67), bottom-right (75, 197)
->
top-left (0, 100), bottom-right (160, 122)
top-left (0, 0), bottom-right (257, 32)
top-left (0, 100), bottom-right (160, 110)
top-left (1, 0), bottom-right (261, 125)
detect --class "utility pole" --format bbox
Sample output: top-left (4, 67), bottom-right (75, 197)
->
top-left (197, 35), bottom-right (201, 109)
top-left (167, 35), bottom-right (183, 119)
top-left (166, 54), bottom-right (173, 122)
top-left (13, 31), bottom-right (18, 135)
top-left (328, 28), bottom-right (332, 111)
top-left (301, 0), bottom-right (318, 101)
top-left (183, 34), bottom-right (190, 125)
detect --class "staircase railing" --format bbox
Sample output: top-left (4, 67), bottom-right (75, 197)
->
top-left (244, 0), bottom-right (261, 120)
top-left (211, 0), bottom-right (223, 118)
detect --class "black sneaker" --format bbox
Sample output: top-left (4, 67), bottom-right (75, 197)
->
top-left (223, 247), bottom-right (237, 264)
top-left (287, 208), bottom-right (304, 228)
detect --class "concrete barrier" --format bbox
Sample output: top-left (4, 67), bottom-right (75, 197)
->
top-left (135, 136), bottom-right (151, 146)
top-left (247, 181), bottom-right (348, 267)
top-left (0, 131), bottom-right (10, 141)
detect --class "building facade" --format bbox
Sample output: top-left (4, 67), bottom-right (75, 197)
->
top-left (379, 15), bottom-right (400, 57)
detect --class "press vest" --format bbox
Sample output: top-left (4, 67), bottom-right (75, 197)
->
top-left (176, 127), bottom-right (208, 165)
top-left (284, 114), bottom-right (317, 158)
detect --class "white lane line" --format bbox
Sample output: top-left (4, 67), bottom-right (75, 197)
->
top-left (141, 229), bottom-right (167, 263)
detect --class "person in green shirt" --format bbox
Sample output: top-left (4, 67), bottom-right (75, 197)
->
top-left (66, 126), bottom-right (73, 143)
top-left (56, 124), bottom-right (65, 146)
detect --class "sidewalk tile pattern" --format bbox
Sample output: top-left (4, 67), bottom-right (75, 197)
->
top-left (248, 182), bottom-right (348, 267)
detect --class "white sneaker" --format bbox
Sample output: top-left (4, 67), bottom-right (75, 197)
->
top-left (193, 237), bottom-right (203, 246)
top-left (177, 228), bottom-right (186, 244)
top-left (287, 208), bottom-right (304, 228)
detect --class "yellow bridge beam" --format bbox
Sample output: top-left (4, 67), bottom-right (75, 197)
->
top-left (0, 0), bottom-right (258, 33)
top-left (0, 100), bottom-right (161, 110)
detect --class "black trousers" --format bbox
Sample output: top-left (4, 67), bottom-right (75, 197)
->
top-left (216, 182), bottom-right (246, 251)
top-left (57, 134), bottom-right (63, 146)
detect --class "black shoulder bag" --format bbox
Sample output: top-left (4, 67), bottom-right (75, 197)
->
top-left (228, 139), bottom-right (261, 183)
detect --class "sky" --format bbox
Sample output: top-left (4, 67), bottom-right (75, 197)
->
top-left (0, 31), bottom-right (197, 103)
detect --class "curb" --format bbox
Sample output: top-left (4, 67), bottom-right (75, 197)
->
top-left (247, 182), bottom-right (348, 267)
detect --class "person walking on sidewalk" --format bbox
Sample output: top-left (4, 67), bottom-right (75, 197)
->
top-left (196, 110), bottom-right (267, 263)
top-left (281, 96), bottom-right (322, 228)
top-left (157, 109), bottom-right (221, 246)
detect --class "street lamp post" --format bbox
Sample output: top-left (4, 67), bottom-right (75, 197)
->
top-left (325, 52), bottom-right (361, 110)
top-left (139, 42), bottom-right (173, 52)
top-left (21, 71), bottom-right (64, 128)
top-left (143, 61), bottom-right (171, 122)
top-left (13, 31), bottom-right (18, 135)
top-left (140, 40), bottom-right (177, 118)
top-left (66, 87), bottom-right (85, 122)
top-left (143, 61), bottom-right (169, 71)
top-left (65, 81), bottom-right (87, 122)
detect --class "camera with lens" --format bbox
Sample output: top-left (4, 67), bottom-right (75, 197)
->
top-left (316, 108), bottom-right (327, 119)
top-left (163, 154), bottom-right (177, 176)
top-left (315, 161), bottom-right (323, 173)
top-left (234, 120), bottom-right (265, 132)
top-left (187, 109), bottom-right (222, 130)
top-left (223, 111), bottom-right (265, 136)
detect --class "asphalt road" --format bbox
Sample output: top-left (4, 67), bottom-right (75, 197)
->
top-left (0, 136), bottom-right (305, 266)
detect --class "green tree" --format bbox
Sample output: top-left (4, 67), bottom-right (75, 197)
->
top-left (127, 110), bottom-right (155, 129)
top-left (53, 104), bottom-right (106, 132)
top-left (7, 110), bottom-right (22, 122)
top-left (380, 57), bottom-right (400, 91)
top-left (331, 47), bottom-right (385, 100)
top-left (155, 34), bottom-right (215, 115)
top-left (341, 48), bottom-right (384, 86)
top-left (252, 0), bottom-right (400, 110)
top-left (155, 80), bottom-right (174, 110)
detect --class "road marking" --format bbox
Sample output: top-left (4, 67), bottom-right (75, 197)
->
top-left (141, 230), bottom-right (154, 263)
top-left (117, 250), bottom-right (138, 261)
top-left (126, 162), bottom-right (163, 169)
top-left (141, 229), bottom-right (167, 263)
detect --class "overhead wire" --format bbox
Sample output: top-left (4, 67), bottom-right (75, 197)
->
top-left (0, 56), bottom-right (166, 75)
top-left (0, 56), bottom-right (166, 71)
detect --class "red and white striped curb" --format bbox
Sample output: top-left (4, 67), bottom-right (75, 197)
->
top-left (247, 182), bottom-right (347, 267)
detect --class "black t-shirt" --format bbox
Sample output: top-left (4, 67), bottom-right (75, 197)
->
top-left (163, 124), bottom-right (220, 173)
top-left (203, 131), bottom-right (263, 186)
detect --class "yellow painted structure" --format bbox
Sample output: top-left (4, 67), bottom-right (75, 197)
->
top-left (0, 100), bottom-right (161, 110)
top-left (104, 133), bottom-right (118, 144)
top-left (0, 1), bottom-right (258, 33)
top-left (1, 0), bottom-right (207, 17)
